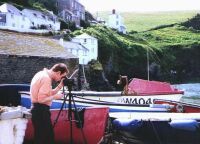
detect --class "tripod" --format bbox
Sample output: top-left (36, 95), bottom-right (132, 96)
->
top-left (53, 82), bottom-right (87, 144)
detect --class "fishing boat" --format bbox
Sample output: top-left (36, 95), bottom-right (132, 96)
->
top-left (154, 99), bottom-right (200, 113)
top-left (0, 106), bottom-right (31, 144)
top-left (0, 84), bottom-right (109, 144)
top-left (64, 77), bottom-right (183, 112)
top-left (0, 76), bottom-right (184, 113)
top-left (110, 113), bottom-right (200, 144)
top-left (109, 99), bottom-right (200, 144)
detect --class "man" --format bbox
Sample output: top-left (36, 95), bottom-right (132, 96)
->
top-left (30, 63), bottom-right (69, 144)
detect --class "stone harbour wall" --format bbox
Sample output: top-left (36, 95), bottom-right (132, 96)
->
top-left (0, 54), bottom-right (78, 84)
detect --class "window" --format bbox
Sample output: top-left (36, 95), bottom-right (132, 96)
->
top-left (11, 14), bottom-right (14, 18)
top-left (42, 15), bottom-right (46, 19)
top-left (12, 23), bottom-right (15, 27)
top-left (84, 39), bottom-right (87, 43)
top-left (91, 39), bottom-right (94, 44)
top-left (33, 13), bottom-right (37, 17)
top-left (83, 50), bottom-right (87, 56)
top-left (0, 22), bottom-right (5, 26)
top-left (116, 21), bottom-right (119, 25)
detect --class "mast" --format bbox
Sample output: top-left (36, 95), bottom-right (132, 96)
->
top-left (147, 47), bottom-right (150, 81)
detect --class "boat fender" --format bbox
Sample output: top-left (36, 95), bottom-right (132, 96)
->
top-left (72, 107), bottom-right (85, 128)
top-left (176, 104), bottom-right (184, 113)
top-left (112, 118), bottom-right (142, 133)
top-left (170, 119), bottom-right (199, 131)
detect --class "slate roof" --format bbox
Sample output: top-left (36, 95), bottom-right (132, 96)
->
top-left (0, 30), bottom-right (77, 59)
top-left (62, 41), bottom-right (89, 51)
top-left (0, 3), bottom-right (22, 15)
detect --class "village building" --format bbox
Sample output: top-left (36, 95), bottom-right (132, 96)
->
top-left (0, 3), bottom-right (60, 32)
top-left (71, 33), bottom-right (98, 64)
top-left (22, 9), bottom-right (60, 31)
top-left (0, 30), bottom-right (78, 84)
top-left (56, 0), bottom-right (85, 27)
top-left (108, 9), bottom-right (126, 34)
top-left (59, 38), bottom-right (89, 65)
top-left (0, 3), bottom-right (30, 30)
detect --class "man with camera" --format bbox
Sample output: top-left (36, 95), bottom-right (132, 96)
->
top-left (30, 63), bottom-right (69, 144)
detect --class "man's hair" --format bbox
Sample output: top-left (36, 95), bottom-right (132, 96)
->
top-left (51, 63), bottom-right (68, 74)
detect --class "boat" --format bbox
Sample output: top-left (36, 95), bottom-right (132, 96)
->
top-left (1, 76), bottom-right (184, 113)
top-left (109, 112), bottom-right (200, 144)
top-left (18, 79), bottom-right (182, 113)
top-left (154, 99), bottom-right (200, 113)
top-left (0, 84), bottom-right (109, 144)
top-left (0, 106), bottom-right (31, 144)
top-left (61, 77), bottom-right (183, 112)
top-left (108, 98), bottom-right (200, 144)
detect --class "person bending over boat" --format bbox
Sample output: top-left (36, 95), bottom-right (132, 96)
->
top-left (30, 63), bottom-right (68, 144)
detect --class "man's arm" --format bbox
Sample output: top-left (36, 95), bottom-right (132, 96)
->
top-left (37, 77), bottom-right (63, 103)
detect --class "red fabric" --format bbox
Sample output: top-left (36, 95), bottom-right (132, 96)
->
top-left (128, 78), bottom-right (183, 95)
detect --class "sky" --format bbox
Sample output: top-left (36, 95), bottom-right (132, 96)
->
top-left (79, 0), bottom-right (200, 13)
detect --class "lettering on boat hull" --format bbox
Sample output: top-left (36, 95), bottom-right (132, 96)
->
top-left (117, 98), bottom-right (153, 105)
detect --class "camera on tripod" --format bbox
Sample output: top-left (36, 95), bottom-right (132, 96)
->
top-left (63, 77), bottom-right (75, 87)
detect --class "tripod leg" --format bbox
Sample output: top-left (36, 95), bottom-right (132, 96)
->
top-left (71, 95), bottom-right (87, 144)
top-left (53, 94), bottom-right (68, 128)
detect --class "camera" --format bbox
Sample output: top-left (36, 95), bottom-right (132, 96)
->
top-left (63, 77), bottom-right (75, 87)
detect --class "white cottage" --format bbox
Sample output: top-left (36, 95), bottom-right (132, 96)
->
top-left (108, 9), bottom-right (126, 34)
top-left (59, 38), bottom-right (89, 65)
top-left (72, 33), bottom-right (98, 64)
top-left (0, 3), bottom-right (30, 30)
top-left (22, 9), bottom-right (60, 31)
top-left (0, 3), bottom-right (60, 32)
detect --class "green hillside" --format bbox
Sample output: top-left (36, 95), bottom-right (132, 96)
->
top-left (96, 11), bottom-right (199, 32)
top-left (72, 22), bottom-right (200, 84)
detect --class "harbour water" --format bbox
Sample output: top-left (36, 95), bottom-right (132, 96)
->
top-left (174, 83), bottom-right (200, 105)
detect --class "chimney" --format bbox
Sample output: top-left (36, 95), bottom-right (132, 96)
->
top-left (112, 9), bottom-right (115, 14)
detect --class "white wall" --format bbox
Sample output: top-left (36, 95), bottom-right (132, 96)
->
top-left (0, 4), bottom-right (60, 32)
top-left (108, 13), bottom-right (126, 34)
top-left (5, 13), bottom-right (31, 29)
top-left (72, 35), bottom-right (98, 64)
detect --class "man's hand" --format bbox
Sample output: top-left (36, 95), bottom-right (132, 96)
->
top-left (54, 93), bottom-right (64, 99)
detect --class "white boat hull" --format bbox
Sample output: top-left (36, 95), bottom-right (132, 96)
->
top-left (21, 92), bottom-right (181, 112)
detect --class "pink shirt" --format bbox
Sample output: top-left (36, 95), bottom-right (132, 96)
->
top-left (30, 68), bottom-right (53, 106)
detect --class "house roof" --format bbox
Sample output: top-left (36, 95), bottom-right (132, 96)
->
top-left (0, 30), bottom-right (77, 59)
top-left (73, 33), bottom-right (97, 40)
top-left (62, 41), bottom-right (89, 51)
top-left (0, 3), bottom-right (22, 16)
top-left (22, 9), bottom-right (47, 20)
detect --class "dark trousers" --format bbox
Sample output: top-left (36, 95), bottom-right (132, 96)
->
top-left (31, 103), bottom-right (55, 144)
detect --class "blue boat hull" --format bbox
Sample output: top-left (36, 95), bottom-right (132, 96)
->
top-left (112, 118), bottom-right (200, 144)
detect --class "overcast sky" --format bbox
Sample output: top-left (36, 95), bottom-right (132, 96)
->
top-left (79, 0), bottom-right (200, 13)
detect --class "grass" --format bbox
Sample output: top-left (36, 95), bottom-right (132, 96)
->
top-left (135, 25), bottom-right (200, 49)
top-left (96, 11), bottom-right (199, 32)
